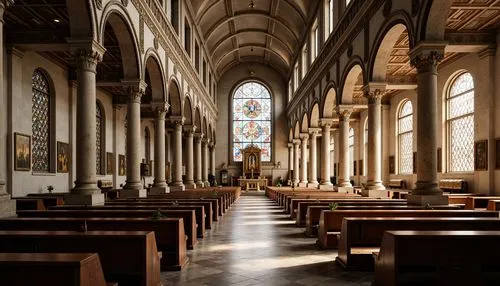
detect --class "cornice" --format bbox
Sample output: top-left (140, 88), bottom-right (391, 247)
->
top-left (130, 0), bottom-right (218, 120)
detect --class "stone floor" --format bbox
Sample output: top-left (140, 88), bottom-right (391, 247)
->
top-left (161, 194), bottom-right (373, 286)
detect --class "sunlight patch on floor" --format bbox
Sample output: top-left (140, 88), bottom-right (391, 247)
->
top-left (243, 220), bottom-right (295, 225)
top-left (206, 241), bottom-right (273, 252)
top-left (233, 254), bottom-right (332, 271)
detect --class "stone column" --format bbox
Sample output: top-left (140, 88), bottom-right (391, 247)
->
top-left (288, 143), bottom-right (294, 183)
top-left (194, 134), bottom-right (204, 187)
top-left (202, 139), bottom-right (210, 187)
top-left (308, 128), bottom-right (321, 188)
top-left (66, 40), bottom-right (106, 205)
top-left (362, 84), bottom-right (386, 197)
top-left (183, 126), bottom-right (196, 189)
top-left (319, 119), bottom-right (333, 189)
top-left (120, 80), bottom-right (147, 198)
top-left (209, 143), bottom-right (216, 179)
top-left (336, 107), bottom-right (353, 188)
top-left (151, 103), bottom-right (170, 194)
top-left (299, 134), bottom-right (309, 187)
top-left (293, 139), bottom-right (300, 186)
top-left (169, 116), bottom-right (185, 191)
top-left (408, 44), bottom-right (448, 205)
top-left (0, 0), bottom-right (15, 215)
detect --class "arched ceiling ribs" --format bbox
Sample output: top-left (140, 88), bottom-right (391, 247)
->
top-left (204, 11), bottom-right (300, 42)
top-left (282, 0), bottom-right (307, 25)
top-left (215, 45), bottom-right (289, 69)
top-left (210, 29), bottom-right (294, 58)
top-left (218, 57), bottom-right (288, 78)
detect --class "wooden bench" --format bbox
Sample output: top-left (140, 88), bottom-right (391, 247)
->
top-left (50, 204), bottom-right (206, 239)
top-left (445, 193), bottom-right (484, 204)
top-left (465, 196), bottom-right (500, 210)
top-left (0, 216), bottom-right (188, 271)
top-left (373, 230), bottom-right (500, 286)
top-left (0, 230), bottom-right (161, 286)
top-left (283, 193), bottom-right (361, 212)
top-left (387, 179), bottom-right (406, 189)
top-left (148, 195), bottom-right (225, 216)
top-left (337, 217), bottom-right (500, 270)
top-left (15, 198), bottom-right (46, 211)
top-left (97, 180), bottom-right (119, 200)
top-left (487, 200), bottom-right (500, 211)
top-left (0, 252), bottom-right (113, 286)
top-left (439, 178), bottom-right (468, 193)
top-left (317, 209), bottom-right (499, 249)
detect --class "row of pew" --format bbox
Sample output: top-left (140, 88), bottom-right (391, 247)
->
top-left (3, 187), bottom-right (241, 286)
top-left (266, 187), bottom-right (500, 286)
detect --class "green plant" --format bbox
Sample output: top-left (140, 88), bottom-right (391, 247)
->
top-left (151, 209), bottom-right (165, 220)
top-left (328, 202), bottom-right (339, 211)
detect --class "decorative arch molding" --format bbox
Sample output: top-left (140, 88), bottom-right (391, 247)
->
top-left (183, 96), bottom-right (194, 126)
top-left (418, 0), bottom-right (453, 43)
top-left (309, 102), bottom-right (320, 128)
top-left (340, 57), bottom-right (365, 104)
top-left (99, 3), bottom-right (142, 79)
top-left (368, 13), bottom-right (415, 82)
top-left (293, 121), bottom-right (300, 139)
top-left (168, 76), bottom-right (183, 116)
top-left (321, 82), bottom-right (337, 118)
top-left (194, 106), bottom-right (202, 131)
top-left (144, 49), bottom-right (166, 103)
top-left (300, 113), bottom-right (309, 133)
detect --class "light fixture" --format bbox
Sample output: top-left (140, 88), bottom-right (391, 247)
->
top-left (248, 0), bottom-right (255, 9)
top-left (250, 46), bottom-right (254, 52)
top-left (53, 18), bottom-right (60, 23)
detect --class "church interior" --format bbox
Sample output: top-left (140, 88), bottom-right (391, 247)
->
top-left (0, 0), bottom-right (500, 285)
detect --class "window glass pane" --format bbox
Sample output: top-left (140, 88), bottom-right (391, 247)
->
top-left (233, 82), bottom-right (272, 162)
top-left (349, 128), bottom-right (354, 176)
top-left (398, 100), bottom-right (413, 174)
top-left (449, 91), bottom-right (474, 119)
top-left (32, 69), bottom-right (50, 172)
top-left (96, 103), bottom-right (103, 175)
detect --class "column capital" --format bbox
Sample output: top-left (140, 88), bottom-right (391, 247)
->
top-left (308, 128), bottom-right (322, 135)
top-left (363, 83), bottom-right (387, 104)
top-left (151, 102), bottom-right (170, 119)
top-left (299, 133), bottom-right (309, 140)
top-left (68, 39), bottom-right (106, 74)
top-left (288, 143), bottom-right (294, 148)
top-left (122, 79), bottom-right (147, 103)
top-left (184, 125), bottom-right (197, 135)
top-left (169, 116), bottom-right (185, 127)
top-left (292, 139), bottom-right (301, 145)
top-left (319, 118), bottom-right (334, 127)
top-left (409, 43), bottom-right (446, 73)
top-left (336, 106), bottom-right (353, 121)
top-left (194, 132), bottom-right (205, 139)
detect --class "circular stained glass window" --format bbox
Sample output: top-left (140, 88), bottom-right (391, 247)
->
top-left (243, 99), bottom-right (262, 119)
top-left (242, 121), bottom-right (263, 141)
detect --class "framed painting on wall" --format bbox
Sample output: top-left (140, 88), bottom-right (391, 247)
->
top-left (118, 154), bottom-right (126, 176)
top-left (57, 141), bottom-right (70, 173)
top-left (106, 152), bottom-right (114, 174)
top-left (389, 156), bottom-right (395, 174)
top-left (475, 140), bottom-right (488, 171)
top-left (14, 133), bottom-right (31, 171)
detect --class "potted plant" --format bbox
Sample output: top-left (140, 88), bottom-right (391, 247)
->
top-left (151, 209), bottom-right (165, 220)
top-left (328, 202), bottom-right (339, 211)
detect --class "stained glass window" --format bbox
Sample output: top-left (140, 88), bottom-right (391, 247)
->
top-left (232, 82), bottom-right (272, 162)
top-left (447, 72), bottom-right (474, 172)
top-left (398, 100), bottom-right (413, 174)
top-left (96, 102), bottom-right (104, 175)
top-left (349, 127), bottom-right (354, 176)
top-left (32, 69), bottom-right (51, 172)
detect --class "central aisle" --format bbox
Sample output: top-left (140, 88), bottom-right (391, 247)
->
top-left (162, 195), bottom-right (372, 286)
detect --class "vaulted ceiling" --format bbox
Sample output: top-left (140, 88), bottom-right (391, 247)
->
top-left (188, 0), bottom-right (319, 76)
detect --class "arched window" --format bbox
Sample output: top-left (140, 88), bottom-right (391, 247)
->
top-left (349, 127), bottom-right (354, 176)
top-left (232, 81), bottom-right (272, 162)
top-left (447, 72), bottom-right (474, 172)
top-left (363, 119), bottom-right (368, 176)
top-left (346, 0), bottom-right (352, 7)
top-left (398, 100), bottom-right (413, 174)
top-left (32, 69), bottom-right (51, 172)
top-left (145, 127), bottom-right (151, 162)
top-left (96, 102), bottom-right (105, 175)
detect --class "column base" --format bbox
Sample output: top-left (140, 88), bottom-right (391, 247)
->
top-left (150, 186), bottom-right (170, 195)
top-left (335, 186), bottom-right (354, 193)
top-left (364, 181), bottom-right (386, 191)
top-left (170, 185), bottom-right (185, 192)
top-left (0, 194), bottom-right (16, 218)
top-left (195, 182), bottom-right (204, 188)
top-left (203, 181), bottom-right (210, 188)
top-left (407, 194), bottom-right (448, 206)
top-left (293, 180), bottom-right (300, 187)
top-left (319, 184), bottom-right (334, 191)
top-left (65, 193), bottom-right (105, 205)
top-left (120, 188), bottom-right (147, 198)
top-left (298, 182), bottom-right (308, 187)
top-left (307, 182), bottom-right (319, 189)
top-left (184, 182), bottom-right (196, 189)
top-left (361, 189), bottom-right (388, 198)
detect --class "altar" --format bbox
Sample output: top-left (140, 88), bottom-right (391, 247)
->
top-left (238, 178), bottom-right (267, 191)
top-left (238, 145), bottom-right (266, 191)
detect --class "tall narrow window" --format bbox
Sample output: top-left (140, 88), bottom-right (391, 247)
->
top-left (202, 59), bottom-right (207, 86)
top-left (145, 127), bottom-right (151, 163)
top-left (329, 0), bottom-right (334, 35)
top-left (232, 82), bottom-right (272, 162)
top-left (184, 19), bottom-right (191, 56)
top-left (195, 41), bottom-right (200, 73)
top-left (32, 69), bottom-right (51, 172)
top-left (170, 0), bottom-right (179, 34)
top-left (96, 102), bottom-right (105, 175)
top-left (301, 45), bottom-right (307, 79)
top-left (311, 24), bottom-right (319, 62)
top-left (363, 119), bottom-right (368, 176)
top-left (349, 127), bottom-right (354, 176)
top-left (398, 100), bottom-right (413, 174)
top-left (293, 64), bottom-right (299, 92)
top-left (288, 80), bottom-right (292, 102)
top-left (447, 72), bottom-right (474, 172)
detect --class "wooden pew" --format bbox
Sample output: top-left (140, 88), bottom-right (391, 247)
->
top-left (283, 193), bottom-right (361, 212)
top-left (0, 217), bottom-right (188, 270)
top-left (294, 199), bottom-right (406, 223)
top-left (337, 217), bottom-right (500, 270)
top-left (15, 198), bottom-right (46, 211)
top-left (465, 196), bottom-right (500, 210)
top-left (50, 204), bottom-right (206, 239)
top-left (0, 230), bottom-right (162, 286)
top-left (487, 199), bottom-right (500, 211)
top-left (149, 195), bottom-right (224, 216)
top-left (317, 209), bottom-right (499, 249)
top-left (0, 252), bottom-right (113, 286)
top-left (373, 230), bottom-right (500, 286)
top-left (17, 209), bottom-right (196, 252)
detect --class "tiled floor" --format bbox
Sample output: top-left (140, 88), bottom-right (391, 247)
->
top-left (162, 194), bottom-right (373, 286)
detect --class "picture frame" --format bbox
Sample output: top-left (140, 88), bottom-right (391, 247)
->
top-left (496, 139), bottom-right (500, 170)
top-left (14, 132), bottom-right (31, 171)
top-left (56, 141), bottom-right (70, 173)
top-left (389, 156), bottom-right (395, 174)
top-left (118, 154), bottom-right (126, 176)
top-left (475, 140), bottom-right (488, 171)
top-left (359, 159), bottom-right (363, 176)
top-left (437, 148), bottom-right (442, 173)
top-left (106, 152), bottom-right (114, 175)
top-left (413, 152), bottom-right (417, 174)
